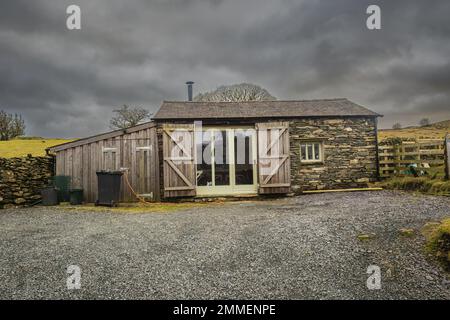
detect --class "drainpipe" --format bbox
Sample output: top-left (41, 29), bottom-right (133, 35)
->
top-left (45, 147), bottom-right (56, 177)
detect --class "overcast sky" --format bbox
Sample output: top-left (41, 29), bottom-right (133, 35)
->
top-left (1, 0), bottom-right (449, 137)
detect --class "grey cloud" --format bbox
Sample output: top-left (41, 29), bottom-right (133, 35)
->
top-left (0, 0), bottom-right (449, 137)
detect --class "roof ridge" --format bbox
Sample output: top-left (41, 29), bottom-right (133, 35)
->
top-left (154, 99), bottom-right (382, 120)
top-left (162, 98), bottom-right (348, 103)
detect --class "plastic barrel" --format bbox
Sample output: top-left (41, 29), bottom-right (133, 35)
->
top-left (96, 171), bottom-right (123, 207)
top-left (41, 187), bottom-right (59, 206)
top-left (69, 189), bottom-right (84, 205)
top-left (53, 175), bottom-right (71, 202)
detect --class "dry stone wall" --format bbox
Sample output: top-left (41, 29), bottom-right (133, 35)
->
top-left (0, 156), bottom-right (54, 208)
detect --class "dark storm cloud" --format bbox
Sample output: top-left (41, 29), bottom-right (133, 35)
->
top-left (0, 0), bottom-right (449, 137)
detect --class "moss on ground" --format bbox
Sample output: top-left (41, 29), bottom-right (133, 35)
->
top-left (422, 218), bottom-right (450, 271)
top-left (357, 233), bottom-right (376, 241)
top-left (398, 228), bottom-right (415, 237)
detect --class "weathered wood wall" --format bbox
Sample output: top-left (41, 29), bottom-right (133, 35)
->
top-left (53, 124), bottom-right (160, 202)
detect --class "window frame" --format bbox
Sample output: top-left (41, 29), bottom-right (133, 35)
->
top-left (299, 140), bottom-right (324, 163)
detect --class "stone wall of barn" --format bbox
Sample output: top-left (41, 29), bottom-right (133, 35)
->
top-left (289, 117), bottom-right (378, 192)
top-left (0, 156), bottom-right (54, 208)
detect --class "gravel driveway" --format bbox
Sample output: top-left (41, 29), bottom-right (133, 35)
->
top-left (0, 190), bottom-right (449, 299)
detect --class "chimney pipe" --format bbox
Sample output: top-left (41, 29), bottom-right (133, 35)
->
top-left (186, 81), bottom-right (194, 101)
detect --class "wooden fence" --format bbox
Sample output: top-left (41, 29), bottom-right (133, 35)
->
top-left (378, 139), bottom-right (445, 178)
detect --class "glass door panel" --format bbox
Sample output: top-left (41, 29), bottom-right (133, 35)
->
top-left (214, 130), bottom-right (230, 186)
top-left (196, 127), bottom-right (257, 195)
top-left (196, 130), bottom-right (213, 186)
top-left (234, 129), bottom-right (254, 185)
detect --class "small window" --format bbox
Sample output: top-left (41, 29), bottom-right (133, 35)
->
top-left (300, 142), bottom-right (323, 162)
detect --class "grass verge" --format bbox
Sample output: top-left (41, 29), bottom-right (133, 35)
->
top-left (422, 218), bottom-right (450, 271)
top-left (378, 177), bottom-right (450, 196)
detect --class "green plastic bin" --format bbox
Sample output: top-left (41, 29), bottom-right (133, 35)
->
top-left (53, 175), bottom-right (71, 202)
top-left (69, 189), bottom-right (84, 205)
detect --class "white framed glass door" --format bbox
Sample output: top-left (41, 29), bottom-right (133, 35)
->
top-left (196, 127), bottom-right (257, 196)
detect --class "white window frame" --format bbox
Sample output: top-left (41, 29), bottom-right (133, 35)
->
top-left (299, 141), bottom-right (323, 163)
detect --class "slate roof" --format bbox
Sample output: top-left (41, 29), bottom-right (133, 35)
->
top-left (153, 99), bottom-right (381, 120)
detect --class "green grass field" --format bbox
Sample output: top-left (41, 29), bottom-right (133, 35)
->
top-left (423, 217), bottom-right (450, 271)
top-left (379, 119), bottom-right (450, 141)
top-left (0, 137), bottom-right (75, 158)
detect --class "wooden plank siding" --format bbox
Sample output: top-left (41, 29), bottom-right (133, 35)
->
top-left (51, 124), bottom-right (160, 202)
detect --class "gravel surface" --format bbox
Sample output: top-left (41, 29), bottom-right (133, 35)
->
top-left (0, 190), bottom-right (449, 299)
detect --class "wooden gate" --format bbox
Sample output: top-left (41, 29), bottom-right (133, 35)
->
top-left (162, 124), bottom-right (196, 197)
top-left (256, 122), bottom-right (291, 194)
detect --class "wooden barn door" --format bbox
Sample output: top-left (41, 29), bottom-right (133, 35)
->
top-left (163, 124), bottom-right (196, 197)
top-left (256, 122), bottom-right (291, 194)
top-left (134, 145), bottom-right (153, 198)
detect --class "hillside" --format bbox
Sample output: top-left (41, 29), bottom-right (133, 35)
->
top-left (0, 137), bottom-right (75, 158)
top-left (379, 120), bottom-right (450, 141)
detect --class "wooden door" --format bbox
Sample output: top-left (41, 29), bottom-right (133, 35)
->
top-left (135, 146), bottom-right (153, 198)
top-left (256, 122), bottom-right (291, 194)
top-left (162, 124), bottom-right (196, 197)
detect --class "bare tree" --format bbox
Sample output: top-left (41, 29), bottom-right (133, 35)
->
top-left (194, 83), bottom-right (276, 102)
top-left (392, 122), bottom-right (402, 130)
top-left (419, 118), bottom-right (430, 127)
top-left (110, 105), bottom-right (151, 130)
top-left (0, 110), bottom-right (25, 141)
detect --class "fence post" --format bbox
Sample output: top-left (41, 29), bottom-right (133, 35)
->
top-left (445, 134), bottom-right (450, 180)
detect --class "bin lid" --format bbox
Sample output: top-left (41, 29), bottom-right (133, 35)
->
top-left (96, 170), bottom-right (123, 175)
top-left (41, 186), bottom-right (56, 190)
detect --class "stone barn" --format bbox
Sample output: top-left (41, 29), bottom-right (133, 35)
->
top-left (48, 98), bottom-right (381, 201)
